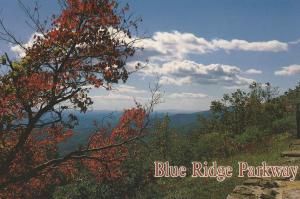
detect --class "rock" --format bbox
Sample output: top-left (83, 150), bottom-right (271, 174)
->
top-left (260, 193), bottom-right (275, 199)
top-left (283, 189), bottom-right (300, 199)
top-left (259, 180), bottom-right (279, 188)
top-left (290, 139), bottom-right (300, 146)
top-left (290, 145), bottom-right (300, 150)
top-left (227, 185), bottom-right (279, 199)
top-left (260, 189), bottom-right (278, 199)
top-left (282, 157), bottom-right (300, 163)
top-left (228, 141), bottom-right (300, 199)
top-left (243, 179), bottom-right (261, 186)
top-left (281, 151), bottom-right (300, 157)
top-left (233, 185), bottom-right (256, 195)
top-left (227, 193), bottom-right (257, 199)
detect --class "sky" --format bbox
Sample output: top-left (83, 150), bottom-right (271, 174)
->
top-left (0, 0), bottom-right (300, 112)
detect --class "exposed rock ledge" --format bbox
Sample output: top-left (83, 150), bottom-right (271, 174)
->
top-left (227, 178), bottom-right (300, 199)
top-left (227, 140), bottom-right (300, 199)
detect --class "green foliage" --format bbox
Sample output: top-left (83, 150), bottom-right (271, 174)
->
top-left (234, 126), bottom-right (265, 145)
top-left (271, 115), bottom-right (296, 134)
top-left (203, 82), bottom-right (297, 143)
top-left (53, 82), bottom-right (299, 198)
top-left (54, 141), bottom-right (161, 199)
top-left (168, 134), bottom-right (194, 166)
top-left (190, 132), bottom-right (226, 159)
top-left (142, 133), bottom-right (292, 199)
top-left (0, 55), bottom-right (6, 65)
top-left (53, 179), bottom-right (98, 199)
top-left (152, 115), bottom-right (171, 160)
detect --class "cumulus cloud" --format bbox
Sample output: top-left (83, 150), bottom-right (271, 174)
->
top-left (10, 32), bottom-right (43, 58)
top-left (245, 69), bottom-right (263, 75)
top-left (128, 31), bottom-right (285, 88)
top-left (274, 65), bottom-right (300, 76)
top-left (138, 60), bottom-right (254, 87)
top-left (159, 76), bottom-right (192, 86)
top-left (136, 31), bottom-right (288, 60)
top-left (211, 39), bottom-right (287, 52)
top-left (168, 92), bottom-right (207, 99)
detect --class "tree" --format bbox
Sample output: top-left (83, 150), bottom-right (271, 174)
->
top-left (206, 82), bottom-right (289, 153)
top-left (154, 114), bottom-right (170, 160)
top-left (0, 1), bottom-right (152, 198)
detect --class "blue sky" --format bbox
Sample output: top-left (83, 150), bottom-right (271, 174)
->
top-left (0, 0), bottom-right (300, 112)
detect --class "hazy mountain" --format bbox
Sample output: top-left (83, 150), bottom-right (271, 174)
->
top-left (58, 110), bottom-right (210, 154)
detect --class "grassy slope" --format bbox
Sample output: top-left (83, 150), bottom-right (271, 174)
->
top-left (151, 133), bottom-right (293, 199)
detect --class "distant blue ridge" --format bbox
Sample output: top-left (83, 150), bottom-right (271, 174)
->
top-left (57, 110), bottom-right (211, 155)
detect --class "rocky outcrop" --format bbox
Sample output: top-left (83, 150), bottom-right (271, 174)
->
top-left (227, 139), bottom-right (300, 199)
top-left (227, 178), bottom-right (279, 199)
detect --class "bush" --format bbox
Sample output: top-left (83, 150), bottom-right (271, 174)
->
top-left (271, 115), bottom-right (296, 134)
top-left (234, 126), bottom-right (265, 146)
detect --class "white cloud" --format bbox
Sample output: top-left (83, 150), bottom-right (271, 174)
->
top-left (139, 59), bottom-right (254, 87)
top-left (92, 94), bottom-right (132, 100)
top-left (159, 76), bottom-right (192, 86)
top-left (274, 65), bottom-right (300, 76)
top-left (211, 39), bottom-right (287, 52)
top-left (10, 32), bottom-right (43, 58)
top-left (112, 84), bottom-right (147, 94)
top-left (91, 94), bottom-right (147, 111)
top-left (91, 84), bottom-right (148, 100)
top-left (245, 69), bottom-right (263, 75)
top-left (92, 93), bottom-right (146, 101)
top-left (159, 60), bottom-right (241, 76)
top-left (129, 31), bottom-right (283, 88)
top-left (136, 31), bottom-right (288, 60)
top-left (289, 39), bottom-right (300, 45)
top-left (168, 92), bottom-right (207, 99)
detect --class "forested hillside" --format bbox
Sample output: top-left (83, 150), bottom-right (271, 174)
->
top-left (53, 82), bottom-right (300, 198)
top-left (0, 1), bottom-right (299, 198)
top-left (59, 110), bottom-right (207, 154)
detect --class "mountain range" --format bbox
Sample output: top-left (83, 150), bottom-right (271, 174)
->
top-left (58, 110), bottom-right (210, 154)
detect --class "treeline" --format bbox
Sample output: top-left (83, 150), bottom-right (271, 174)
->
top-left (53, 82), bottom-right (300, 199)
top-left (195, 82), bottom-right (298, 155)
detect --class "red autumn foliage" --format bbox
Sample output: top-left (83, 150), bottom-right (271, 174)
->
top-left (82, 108), bottom-right (146, 181)
top-left (0, 0), bottom-right (144, 198)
